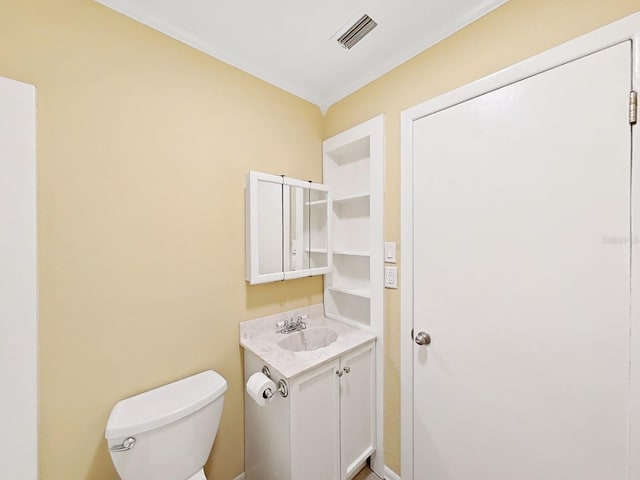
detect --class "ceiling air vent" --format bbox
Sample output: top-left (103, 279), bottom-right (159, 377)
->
top-left (337, 14), bottom-right (378, 50)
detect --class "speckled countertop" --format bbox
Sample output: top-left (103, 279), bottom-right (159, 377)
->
top-left (240, 304), bottom-right (376, 379)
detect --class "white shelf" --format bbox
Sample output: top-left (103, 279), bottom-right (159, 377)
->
top-left (324, 312), bottom-right (375, 332)
top-left (334, 193), bottom-right (370, 204)
top-left (323, 295), bottom-right (372, 328)
top-left (328, 285), bottom-right (371, 299)
top-left (306, 248), bottom-right (328, 253)
top-left (333, 249), bottom-right (370, 257)
top-left (307, 199), bottom-right (328, 206)
top-left (325, 136), bottom-right (370, 163)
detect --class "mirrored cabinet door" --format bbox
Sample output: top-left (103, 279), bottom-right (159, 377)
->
top-left (245, 172), bottom-right (284, 284)
top-left (307, 184), bottom-right (331, 276)
top-left (283, 180), bottom-right (310, 280)
top-left (284, 177), bottom-right (331, 279)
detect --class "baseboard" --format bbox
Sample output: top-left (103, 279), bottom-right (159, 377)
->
top-left (234, 467), bottom-right (397, 480)
top-left (384, 465), bottom-right (401, 480)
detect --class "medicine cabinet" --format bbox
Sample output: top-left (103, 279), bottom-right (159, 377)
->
top-left (245, 171), bottom-right (332, 284)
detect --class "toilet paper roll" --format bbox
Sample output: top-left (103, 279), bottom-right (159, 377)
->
top-left (246, 372), bottom-right (277, 406)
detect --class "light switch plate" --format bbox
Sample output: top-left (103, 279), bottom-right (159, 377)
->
top-left (384, 241), bottom-right (397, 263)
top-left (384, 266), bottom-right (398, 289)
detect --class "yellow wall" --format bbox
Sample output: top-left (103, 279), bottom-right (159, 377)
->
top-left (0, 1), bottom-right (323, 479)
top-left (3, 0), bottom-right (640, 478)
top-left (324, 0), bottom-right (640, 473)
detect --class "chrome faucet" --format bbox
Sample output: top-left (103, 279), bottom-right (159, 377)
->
top-left (276, 315), bottom-right (308, 334)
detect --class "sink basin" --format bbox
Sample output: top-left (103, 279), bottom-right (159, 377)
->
top-left (277, 328), bottom-right (339, 352)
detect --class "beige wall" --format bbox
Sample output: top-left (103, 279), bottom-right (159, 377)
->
top-left (3, 0), bottom-right (640, 478)
top-left (324, 0), bottom-right (640, 473)
top-left (0, 1), bottom-right (323, 479)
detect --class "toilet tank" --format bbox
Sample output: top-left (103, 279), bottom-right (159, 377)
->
top-left (105, 370), bottom-right (227, 480)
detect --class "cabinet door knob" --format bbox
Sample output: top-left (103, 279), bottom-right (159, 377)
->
top-left (336, 370), bottom-right (343, 377)
top-left (343, 366), bottom-right (351, 374)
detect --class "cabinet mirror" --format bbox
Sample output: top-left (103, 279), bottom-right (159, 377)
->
top-left (246, 171), bottom-right (331, 285)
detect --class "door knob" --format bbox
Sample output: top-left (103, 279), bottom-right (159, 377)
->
top-left (414, 331), bottom-right (431, 346)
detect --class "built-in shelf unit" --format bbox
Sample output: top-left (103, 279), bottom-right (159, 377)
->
top-left (322, 115), bottom-right (384, 476)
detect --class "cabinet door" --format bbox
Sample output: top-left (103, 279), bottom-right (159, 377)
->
top-left (245, 171), bottom-right (285, 284)
top-left (290, 360), bottom-right (341, 480)
top-left (307, 182), bottom-right (332, 276)
top-left (340, 343), bottom-right (375, 479)
top-left (283, 179), bottom-right (332, 279)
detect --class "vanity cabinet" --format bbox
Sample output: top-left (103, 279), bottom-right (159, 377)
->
top-left (244, 342), bottom-right (375, 480)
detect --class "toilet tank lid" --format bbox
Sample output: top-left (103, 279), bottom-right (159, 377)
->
top-left (105, 370), bottom-right (227, 440)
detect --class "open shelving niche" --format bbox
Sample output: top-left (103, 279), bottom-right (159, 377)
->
top-left (322, 115), bottom-right (384, 476)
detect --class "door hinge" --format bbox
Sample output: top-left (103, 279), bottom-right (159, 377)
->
top-left (629, 90), bottom-right (637, 125)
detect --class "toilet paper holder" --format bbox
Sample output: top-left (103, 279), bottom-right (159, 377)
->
top-left (261, 366), bottom-right (289, 398)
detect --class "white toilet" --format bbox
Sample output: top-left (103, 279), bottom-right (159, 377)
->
top-left (105, 370), bottom-right (227, 480)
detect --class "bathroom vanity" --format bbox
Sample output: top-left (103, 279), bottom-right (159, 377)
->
top-left (241, 305), bottom-right (376, 480)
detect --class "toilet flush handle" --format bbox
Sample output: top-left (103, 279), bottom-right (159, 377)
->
top-left (109, 437), bottom-right (136, 452)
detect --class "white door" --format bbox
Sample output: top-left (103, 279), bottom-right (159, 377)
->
top-left (0, 77), bottom-right (37, 479)
top-left (412, 42), bottom-right (632, 479)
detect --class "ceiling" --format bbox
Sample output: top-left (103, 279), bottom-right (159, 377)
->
top-left (95, 0), bottom-right (509, 111)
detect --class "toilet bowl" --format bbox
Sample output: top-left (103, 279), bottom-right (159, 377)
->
top-left (105, 370), bottom-right (227, 480)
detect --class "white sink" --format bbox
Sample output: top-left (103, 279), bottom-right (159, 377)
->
top-left (277, 328), bottom-right (339, 352)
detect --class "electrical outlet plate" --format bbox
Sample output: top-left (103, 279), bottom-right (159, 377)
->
top-left (384, 266), bottom-right (398, 289)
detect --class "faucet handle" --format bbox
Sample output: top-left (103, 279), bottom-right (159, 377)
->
top-left (276, 320), bottom-right (286, 328)
top-left (297, 314), bottom-right (308, 322)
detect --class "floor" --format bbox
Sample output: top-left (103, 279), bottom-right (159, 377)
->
top-left (353, 466), bottom-right (382, 480)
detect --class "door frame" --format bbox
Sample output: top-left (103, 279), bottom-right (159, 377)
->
top-left (400, 12), bottom-right (640, 480)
